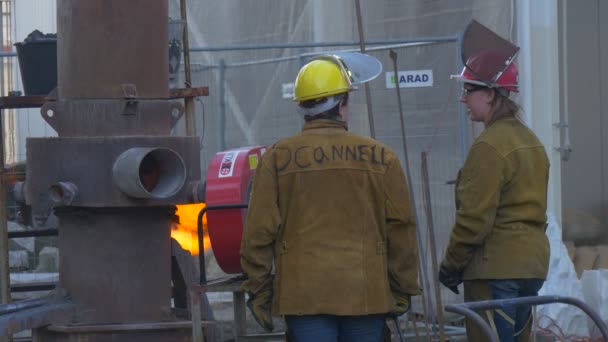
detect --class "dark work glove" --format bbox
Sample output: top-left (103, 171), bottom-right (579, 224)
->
top-left (246, 288), bottom-right (273, 332)
top-left (438, 264), bottom-right (462, 295)
top-left (389, 292), bottom-right (411, 318)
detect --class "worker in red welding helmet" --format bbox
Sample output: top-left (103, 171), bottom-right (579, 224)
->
top-left (240, 52), bottom-right (420, 340)
top-left (439, 45), bottom-right (550, 341)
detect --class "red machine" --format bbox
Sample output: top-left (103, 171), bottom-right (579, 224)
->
top-left (205, 146), bottom-right (266, 273)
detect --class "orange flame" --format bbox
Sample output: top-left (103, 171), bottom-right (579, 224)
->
top-left (172, 203), bottom-right (210, 255)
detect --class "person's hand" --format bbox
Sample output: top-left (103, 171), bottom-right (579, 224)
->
top-left (438, 264), bottom-right (462, 295)
top-left (246, 288), bottom-right (273, 332)
top-left (389, 292), bottom-right (411, 317)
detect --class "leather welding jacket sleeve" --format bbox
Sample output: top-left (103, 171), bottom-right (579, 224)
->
top-left (385, 160), bottom-right (420, 297)
top-left (240, 155), bottom-right (280, 295)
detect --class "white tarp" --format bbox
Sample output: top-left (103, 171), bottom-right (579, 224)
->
top-left (581, 270), bottom-right (608, 338)
top-left (537, 213), bottom-right (589, 337)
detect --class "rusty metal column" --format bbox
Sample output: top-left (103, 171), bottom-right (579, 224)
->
top-left (28, 1), bottom-right (201, 341)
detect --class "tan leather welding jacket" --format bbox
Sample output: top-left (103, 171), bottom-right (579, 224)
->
top-left (240, 119), bottom-right (420, 316)
top-left (442, 116), bottom-right (550, 280)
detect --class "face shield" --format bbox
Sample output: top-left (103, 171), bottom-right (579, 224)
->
top-left (316, 52), bottom-right (383, 86)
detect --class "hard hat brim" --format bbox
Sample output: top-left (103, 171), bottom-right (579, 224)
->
top-left (450, 74), bottom-right (488, 87)
top-left (296, 94), bottom-right (343, 116)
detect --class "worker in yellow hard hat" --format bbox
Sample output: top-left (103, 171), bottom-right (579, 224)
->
top-left (240, 52), bottom-right (420, 341)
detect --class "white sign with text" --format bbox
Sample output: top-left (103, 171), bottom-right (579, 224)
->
top-left (385, 69), bottom-right (433, 88)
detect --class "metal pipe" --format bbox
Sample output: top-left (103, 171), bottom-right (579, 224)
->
top-left (444, 304), bottom-right (498, 342)
top-left (8, 229), bottom-right (58, 239)
top-left (188, 37), bottom-right (459, 51)
top-left (0, 36), bottom-right (461, 59)
top-left (197, 204), bottom-right (248, 285)
top-left (0, 106), bottom-right (10, 313)
top-left (0, 298), bottom-right (49, 316)
top-left (354, 0), bottom-right (376, 138)
top-left (445, 295), bottom-right (608, 341)
top-left (10, 283), bottom-right (56, 293)
top-left (48, 181), bottom-right (78, 205)
top-left (112, 147), bottom-right (187, 199)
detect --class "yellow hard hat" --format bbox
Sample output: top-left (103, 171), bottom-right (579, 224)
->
top-left (293, 59), bottom-right (353, 102)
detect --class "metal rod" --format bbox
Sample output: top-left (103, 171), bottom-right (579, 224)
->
top-left (220, 42), bottom-right (432, 69)
top-left (389, 48), bottom-right (434, 341)
top-left (8, 229), bottom-right (58, 239)
top-left (10, 283), bottom-right (56, 293)
top-left (188, 37), bottom-right (459, 52)
top-left (393, 317), bottom-right (405, 342)
top-left (354, 0), bottom-right (375, 138)
top-left (180, 0), bottom-right (195, 136)
top-left (445, 304), bottom-right (498, 342)
top-left (420, 151), bottom-right (447, 341)
top-left (190, 285), bottom-right (204, 342)
top-left (197, 203), bottom-right (248, 285)
top-left (0, 36), bottom-right (461, 59)
top-left (0, 298), bottom-right (49, 316)
top-left (218, 58), bottom-right (226, 150)
top-left (445, 295), bottom-right (608, 341)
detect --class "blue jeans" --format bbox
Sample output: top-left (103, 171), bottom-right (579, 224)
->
top-left (489, 279), bottom-right (544, 342)
top-left (284, 314), bottom-right (385, 342)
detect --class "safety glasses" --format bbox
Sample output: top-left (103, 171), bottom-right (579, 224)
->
top-left (461, 85), bottom-right (487, 97)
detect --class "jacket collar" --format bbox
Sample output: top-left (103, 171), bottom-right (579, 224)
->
top-left (486, 115), bottom-right (517, 128)
top-left (302, 119), bottom-right (348, 132)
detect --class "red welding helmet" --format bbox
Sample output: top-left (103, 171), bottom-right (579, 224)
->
top-left (452, 20), bottom-right (520, 93)
top-left (452, 51), bottom-right (519, 93)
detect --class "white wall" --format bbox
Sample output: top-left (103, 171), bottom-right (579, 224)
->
top-left (517, 0), bottom-right (562, 220)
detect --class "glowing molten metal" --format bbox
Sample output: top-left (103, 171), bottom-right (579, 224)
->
top-left (172, 203), bottom-right (209, 255)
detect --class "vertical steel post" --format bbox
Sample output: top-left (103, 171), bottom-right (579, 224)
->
top-left (421, 151), bottom-right (446, 341)
top-left (0, 107), bottom-right (11, 342)
top-left (1, 5), bottom-right (13, 341)
top-left (389, 49), bottom-right (434, 341)
top-left (218, 59), bottom-right (226, 151)
top-left (180, 0), bottom-right (195, 136)
top-left (354, 0), bottom-right (376, 138)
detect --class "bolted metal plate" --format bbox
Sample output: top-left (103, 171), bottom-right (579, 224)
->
top-left (41, 100), bottom-right (185, 137)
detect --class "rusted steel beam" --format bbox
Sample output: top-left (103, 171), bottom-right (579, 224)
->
top-left (169, 87), bottom-right (209, 99)
top-left (0, 95), bottom-right (46, 109)
top-left (0, 87), bottom-right (207, 111)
